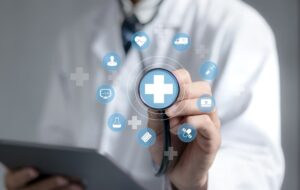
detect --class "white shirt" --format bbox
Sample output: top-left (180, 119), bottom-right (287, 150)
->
top-left (24, 0), bottom-right (285, 189)
top-left (120, 0), bottom-right (162, 23)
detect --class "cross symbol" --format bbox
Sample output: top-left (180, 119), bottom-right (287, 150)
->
top-left (194, 45), bottom-right (210, 58)
top-left (164, 147), bottom-right (178, 161)
top-left (128, 115), bottom-right (142, 130)
top-left (145, 75), bottom-right (173, 104)
top-left (70, 67), bottom-right (89, 87)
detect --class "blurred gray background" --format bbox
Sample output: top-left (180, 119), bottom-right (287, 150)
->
top-left (0, 0), bottom-right (298, 189)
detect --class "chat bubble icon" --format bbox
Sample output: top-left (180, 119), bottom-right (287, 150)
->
top-left (99, 88), bottom-right (112, 99)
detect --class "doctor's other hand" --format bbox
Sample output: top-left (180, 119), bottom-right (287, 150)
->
top-left (5, 168), bottom-right (83, 190)
top-left (148, 69), bottom-right (221, 190)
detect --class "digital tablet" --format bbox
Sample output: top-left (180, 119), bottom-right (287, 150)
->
top-left (0, 140), bottom-right (144, 190)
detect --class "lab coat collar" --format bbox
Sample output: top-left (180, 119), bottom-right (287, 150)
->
top-left (118, 0), bottom-right (192, 27)
top-left (92, 0), bottom-right (125, 64)
top-left (158, 0), bottom-right (193, 28)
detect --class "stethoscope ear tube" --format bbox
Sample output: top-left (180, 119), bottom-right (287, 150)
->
top-left (155, 110), bottom-right (171, 176)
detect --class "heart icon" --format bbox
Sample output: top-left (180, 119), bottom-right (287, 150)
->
top-left (134, 36), bottom-right (147, 47)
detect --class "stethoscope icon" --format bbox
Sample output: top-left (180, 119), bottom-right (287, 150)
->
top-left (182, 128), bottom-right (193, 139)
top-left (138, 68), bottom-right (180, 176)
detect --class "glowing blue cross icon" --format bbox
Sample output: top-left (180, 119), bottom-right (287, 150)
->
top-left (139, 68), bottom-right (179, 110)
top-left (145, 75), bottom-right (173, 104)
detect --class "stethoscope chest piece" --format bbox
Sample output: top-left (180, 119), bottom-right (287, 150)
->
top-left (138, 68), bottom-right (179, 111)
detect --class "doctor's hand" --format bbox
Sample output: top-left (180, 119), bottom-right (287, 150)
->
top-left (148, 69), bottom-right (221, 190)
top-left (5, 168), bottom-right (83, 190)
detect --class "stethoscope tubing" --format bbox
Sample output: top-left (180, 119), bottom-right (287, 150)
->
top-left (155, 110), bottom-right (171, 176)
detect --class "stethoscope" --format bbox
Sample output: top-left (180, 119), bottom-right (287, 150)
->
top-left (138, 68), bottom-right (179, 176)
top-left (118, 0), bottom-right (171, 176)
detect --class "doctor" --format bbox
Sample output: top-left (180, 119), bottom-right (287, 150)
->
top-left (4, 0), bottom-right (284, 190)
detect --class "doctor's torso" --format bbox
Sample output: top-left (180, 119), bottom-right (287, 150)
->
top-left (38, 0), bottom-right (274, 189)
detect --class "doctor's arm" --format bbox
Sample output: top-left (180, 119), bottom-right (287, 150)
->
top-left (206, 13), bottom-right (284, 190)
top-left (148, 9), bottom-right (284, 190)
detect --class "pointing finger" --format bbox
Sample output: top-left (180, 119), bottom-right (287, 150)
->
top-left (172, 69), bottom-right (192, 85)
top-left (178, 81), bottom-right (212, 101)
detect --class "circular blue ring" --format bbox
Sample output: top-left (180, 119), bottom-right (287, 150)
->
top-left (107, 113), bottom-right (127, 132)
top-left (199, 61), bottom-right (218, 81)
top-left (197, 94), bottom-right (216, 113)
top-left (177, 123), bottom-right (197, 143)
top-left (131, 31), bottom-right (151, 51)
top-left (138, 68), bottom-right (180, 110)
top-left (102, 52), bottom-right (122, 72)
top-left (136, 128), bottom-right (157, 148)
top-left (96, 85), bottom-right (115, 104)
top-left (172, 33), bottom-right (191, 51)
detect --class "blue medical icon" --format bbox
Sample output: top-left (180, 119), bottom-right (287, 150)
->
top-left (136, 128), bottom-right (157, 148)
top-left (138, 68), bottom-right (180, 110)
top-left (131, 31), bottom-right (151, 50)
top-left (172, 33), bottom-right (191, 51)
top-left (197, 94), bottom-right (216, 113)
top-left (96, 85), bottom-right (115, 104)
top-left (199, 61), bottom-right (218, 81)
top-left (102, 52), bottom-right (122, 72)
top-left (108, 113), bottom-right (127, 132)
top-left (177, 124), bottom-right (197, 143)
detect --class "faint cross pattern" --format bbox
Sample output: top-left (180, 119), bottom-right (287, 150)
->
top-left (70, 67), bottom-right (89, 87)
top-left (194, 45), bottom-right (210, 59)
top-left (128, 115), bottom-right (142, 130)
top-left (164, 147), bottom-right (178, 161)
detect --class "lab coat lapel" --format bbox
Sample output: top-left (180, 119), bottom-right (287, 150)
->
top-left (91, 0), bottom-right (130, 151)
top-left (99, 50), bottom-right (145, 162)
top-left (92, 0), bottom-right (125, 71)
top-left (143, 0), bottom-right (194, 65)
top-left (90, 2), bottom-right (145, 158)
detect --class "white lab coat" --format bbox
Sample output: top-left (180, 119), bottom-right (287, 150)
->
top-left (2, 0), bottom-right (284, 189)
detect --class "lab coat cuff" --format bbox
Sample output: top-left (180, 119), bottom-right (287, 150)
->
top-left (0, 163), bottom-right (7, 190)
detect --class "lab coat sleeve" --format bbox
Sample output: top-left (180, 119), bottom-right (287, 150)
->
top-left (207, 5), bottom-right (284, 190)
top-left (37, 34), bottom-right (75, 145)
